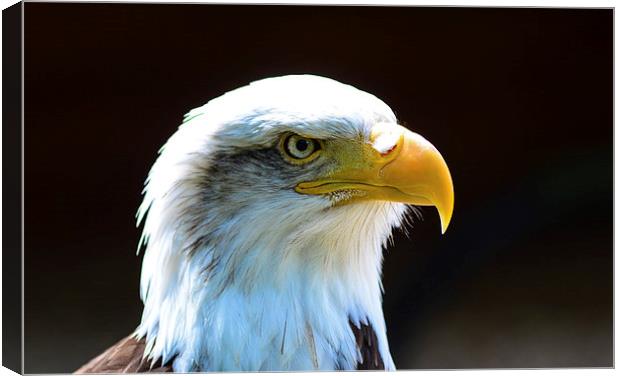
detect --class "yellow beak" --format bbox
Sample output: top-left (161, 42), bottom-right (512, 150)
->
top-left (296, 124), bottom-right (454, 234)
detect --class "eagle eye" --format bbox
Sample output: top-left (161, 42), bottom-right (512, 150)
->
top-left (280, 134), bottom-right (322, 163)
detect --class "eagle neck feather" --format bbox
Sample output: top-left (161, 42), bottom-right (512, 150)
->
top-left (136, 191), bottom-right (405, 371)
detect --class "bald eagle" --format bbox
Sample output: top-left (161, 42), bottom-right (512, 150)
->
top-left (76, 75), bottom-right (454, 373)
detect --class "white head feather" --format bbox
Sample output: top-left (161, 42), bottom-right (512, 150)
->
top-left (135, 75), bottom-right (409, 371)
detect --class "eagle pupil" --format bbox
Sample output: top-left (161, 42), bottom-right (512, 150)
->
top-left (296, 139), bottom-right (309, 152)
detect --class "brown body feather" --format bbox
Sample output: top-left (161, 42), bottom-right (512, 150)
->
top-left (350, 320), bottom-right (386, 370)
top-left (74, 336), bottom-right (172, 373)
top-left (76, 323), bottom-right (384, 372)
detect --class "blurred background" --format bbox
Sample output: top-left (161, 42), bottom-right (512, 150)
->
top-left (24, 4), bottom-right (612, 373)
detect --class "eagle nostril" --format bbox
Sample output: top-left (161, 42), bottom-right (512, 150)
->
top-left (380, 144), bottom-right (397, 157)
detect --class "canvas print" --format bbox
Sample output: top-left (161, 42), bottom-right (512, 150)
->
top-left (10, 2), bottom-right (614, 373)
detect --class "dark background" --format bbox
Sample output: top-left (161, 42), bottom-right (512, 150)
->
top-left (24, 4), bottom-right (613, 373)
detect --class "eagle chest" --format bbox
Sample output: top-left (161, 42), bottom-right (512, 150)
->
top-left (75, 321), bottom-right (385, 372)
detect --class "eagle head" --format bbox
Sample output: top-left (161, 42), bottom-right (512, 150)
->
top-left (134, 75), bottom-right (454, 371)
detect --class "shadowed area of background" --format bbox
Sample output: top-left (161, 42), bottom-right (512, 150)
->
top-left (24, 4), bottom-right (612, 373)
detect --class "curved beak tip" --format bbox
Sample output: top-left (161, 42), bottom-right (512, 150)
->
top-left (437, 183), bottom-right (454, 235)
top-left (437, 187), bottom-right (454, 235)
top-left (439, 208), bottom-right (452, 235)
